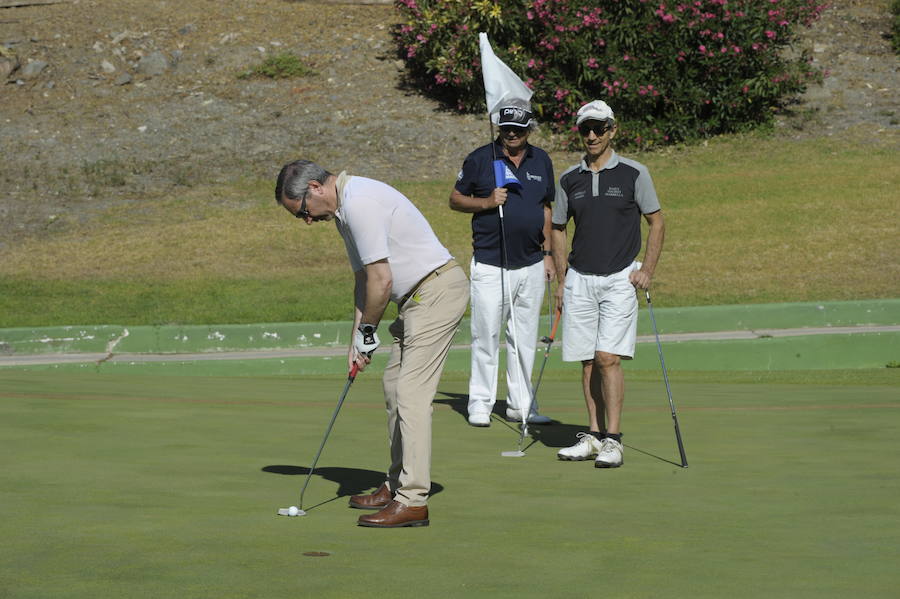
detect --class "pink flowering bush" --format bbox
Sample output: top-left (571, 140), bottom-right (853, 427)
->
top-left (393, 0), bottom-right (826, 147)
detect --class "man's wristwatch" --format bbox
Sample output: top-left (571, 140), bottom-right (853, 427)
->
top-left (542, 250), bottom-right (553, 256)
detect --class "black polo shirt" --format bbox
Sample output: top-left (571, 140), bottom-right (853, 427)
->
top-left (553, 152), bottom-right (660, 275)
top-left (455, 140), bottom-right (555, 268)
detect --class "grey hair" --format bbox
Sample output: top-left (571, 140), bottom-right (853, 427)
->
top-left (274, 160), bottom-right (333, 205)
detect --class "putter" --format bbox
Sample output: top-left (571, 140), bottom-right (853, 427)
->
top-left (497, 205), bottom-right (528, 457)
top-left (278, 362), bottom-right (361, 517)
top-left (645, 290), bottom-right (688, 468)
top-left (501, 297), bottom-right (562, 457)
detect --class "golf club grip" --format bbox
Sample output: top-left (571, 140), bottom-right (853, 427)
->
top-left (349, 363), bottom-right (359, 380)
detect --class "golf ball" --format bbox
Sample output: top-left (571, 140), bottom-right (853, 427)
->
top-left (288, 506), bottom-right (299, 516)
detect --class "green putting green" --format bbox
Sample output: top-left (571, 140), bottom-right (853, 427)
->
top-left (1, 369), bottom-right (897, 598)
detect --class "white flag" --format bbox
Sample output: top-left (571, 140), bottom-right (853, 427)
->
top-left (479, 32), bottom-right (533, 124)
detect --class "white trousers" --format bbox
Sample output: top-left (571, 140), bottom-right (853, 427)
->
top-left (468, 257), bottom-right (546, 416)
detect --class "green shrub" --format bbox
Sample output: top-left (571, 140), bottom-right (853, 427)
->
top-left (238, 53), bottom-right (314, 79)
top-left (892, 0), bottom-right (900, 54)
top-left (393, 0), bottom-right (826, 147)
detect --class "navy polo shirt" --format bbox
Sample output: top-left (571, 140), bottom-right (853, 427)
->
top-left (454, 140), bottom-right (555, 268)
top-left (553, 152), bottom-right (660, 275)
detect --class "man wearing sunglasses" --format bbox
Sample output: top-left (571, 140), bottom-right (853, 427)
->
top-left (275, 160), bottom-right (470, 527)
top-left (550, 100), bottom-right (666, 468)
top-left (450, 101), bottom-right (556, 428)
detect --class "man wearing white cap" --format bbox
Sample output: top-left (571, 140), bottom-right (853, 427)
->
top-left (450, 100), bottom-right (556, 428)
top-left (550, 100), bottom-right (665, 468)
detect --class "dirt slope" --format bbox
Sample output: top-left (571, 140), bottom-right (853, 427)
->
top-left (1, 0), bottom-right (896, 247)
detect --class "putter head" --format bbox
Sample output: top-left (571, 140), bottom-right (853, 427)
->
top-left (540, 336), bottom-right (551, 343)
top-left (277, 507), bottom-right (308, 517)
top-left (501, 450), bottom-right (526, 457)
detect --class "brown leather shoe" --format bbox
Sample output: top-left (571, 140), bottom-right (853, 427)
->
top-left (348, 483), bottom-right (393, 510)
top-left (357, 500), bottom-right (429, 528)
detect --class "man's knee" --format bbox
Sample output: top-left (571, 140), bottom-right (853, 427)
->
top-left (595, 351), bottom-right (621, 369)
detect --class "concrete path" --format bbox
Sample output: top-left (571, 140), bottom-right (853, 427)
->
top-left (3, 324), bottom-right (897, 367)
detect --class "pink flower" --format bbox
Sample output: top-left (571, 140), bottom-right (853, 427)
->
top-left (698, 44), bottom-right (707, 53)
top-left (587, 57), bottom-right (599, 68)
top-left (765, 30), bottom-right (776, 38)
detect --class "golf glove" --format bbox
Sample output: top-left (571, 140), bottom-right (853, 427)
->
top-left (354, 323), bottom-right (380, 357)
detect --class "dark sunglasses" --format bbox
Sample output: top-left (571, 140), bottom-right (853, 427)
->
top-left (293, 192), bottom-right (310, 219)
top-left (499, 125), bottom-right (527, 136)
top-left (578, 122), bottom-right (611, 137)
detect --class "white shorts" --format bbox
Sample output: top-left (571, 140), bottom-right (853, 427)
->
top-left (561, 262), bottom-right (640, 362)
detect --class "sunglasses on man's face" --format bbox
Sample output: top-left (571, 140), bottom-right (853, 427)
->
top-left (294, 192), bottom-right (310, 219)
top-left (578, 122), bottom-right (611, 137)
top-left (499, 125), bottom-right (527, 136)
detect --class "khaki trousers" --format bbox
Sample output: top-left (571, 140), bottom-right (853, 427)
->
top-left (382, 263), bottom-right (469, 507)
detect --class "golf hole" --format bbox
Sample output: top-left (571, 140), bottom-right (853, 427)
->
top-left (303, 551), bottom-right (331, 557)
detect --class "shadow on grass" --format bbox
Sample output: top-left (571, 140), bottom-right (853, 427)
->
top-left (435, 391), bottom-right (519, 421)
top-left (623, 444), bottom-right (686, 468)
top-left (435, 390), bottom-right (684, 466)
top-left (262, 465), bottom-right (445, 511)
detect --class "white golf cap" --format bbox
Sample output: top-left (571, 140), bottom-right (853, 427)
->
top-left (575, 100), bottom-right (615, 126)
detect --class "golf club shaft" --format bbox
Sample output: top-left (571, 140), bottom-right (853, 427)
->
top-left (512, 305), bottom-right (561, 451)
top-left (645, 290), bottom-right (688, 468)
top-left (498, 207), bottom-right (531, 450)
top-left (531, 306), bottom-right (562, 400)
top-left (298, 363), bottom-right (360, 509)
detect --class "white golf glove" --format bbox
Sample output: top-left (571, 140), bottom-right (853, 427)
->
top-left (354, 323), bottom-right (380, 357)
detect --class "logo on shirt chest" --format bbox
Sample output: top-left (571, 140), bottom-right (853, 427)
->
top-left (604, 186), bottom-right (624, 198)
top-left (526, 171), bottom-right (542, 182)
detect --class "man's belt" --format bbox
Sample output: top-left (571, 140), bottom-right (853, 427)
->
top-left (399, 259), bottom-right (458, 307)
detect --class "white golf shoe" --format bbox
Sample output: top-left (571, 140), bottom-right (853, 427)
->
top-left (467, 413), bottom-right (491, 427)
top-left (505, 408), bottom-right (552, 424)
top-left (595, 438), bottom-right (624, 468)
top-left (557, 432), bottom-right (602, 461)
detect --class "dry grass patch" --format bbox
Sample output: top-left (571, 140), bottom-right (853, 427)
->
top-left (0, 132), bottom-right (897, 325)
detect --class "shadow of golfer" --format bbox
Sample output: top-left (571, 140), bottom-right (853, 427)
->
top-left (262, 465), bottom-right (445, 500)
top-left (434, 391), bottom-right (469, 421)
top-left (524, 422), bottom-right (588, 448)
top-left (436, 391), bottom-right (521, 424)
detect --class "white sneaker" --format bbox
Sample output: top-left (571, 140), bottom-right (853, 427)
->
top-left (557, 432), bottom-right (602, 461)
top-left (505, 409), bottom-right (552, 424)
top-left (467, 413), bottom-right (491, 427)
top-left (595, 438), bottom-right (624, 468)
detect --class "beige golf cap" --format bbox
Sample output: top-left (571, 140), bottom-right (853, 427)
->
top-left (575, 100), bottom-right (615, 126)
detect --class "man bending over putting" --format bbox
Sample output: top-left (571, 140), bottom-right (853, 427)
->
top-left (276, 160), bottom-right (469, 526)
